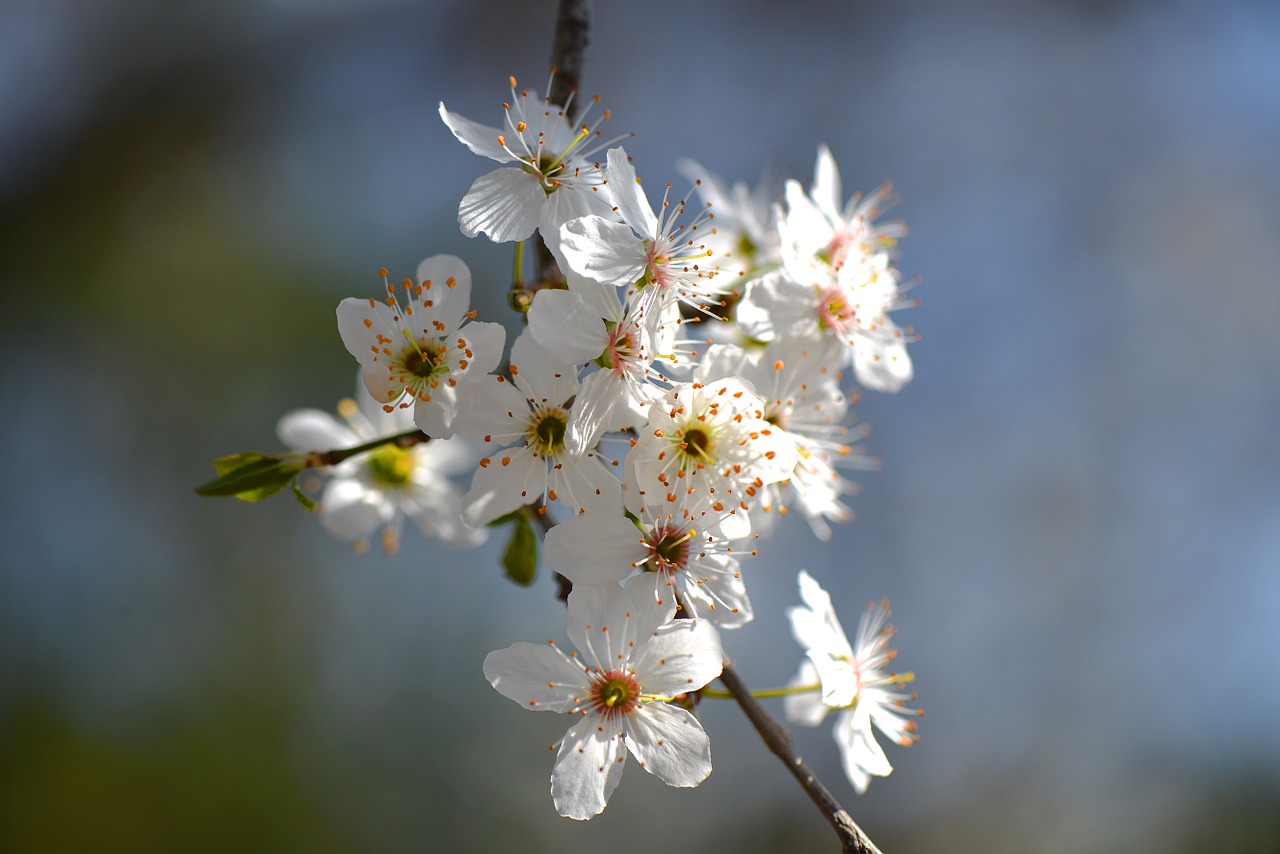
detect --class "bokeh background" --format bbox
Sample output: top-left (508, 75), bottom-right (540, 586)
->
top-left (2, 0), bottom-right (1278, 851)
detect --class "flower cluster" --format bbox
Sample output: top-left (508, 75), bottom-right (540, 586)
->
top-left (275, 74), bottom-right (922, 819)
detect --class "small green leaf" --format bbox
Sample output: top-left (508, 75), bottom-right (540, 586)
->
top-left (291, 479), bottom-right (317, 512)
top-left (196, 452), bottom-right (303, 502)
top-left (501, 512), bottom-right (538, 586)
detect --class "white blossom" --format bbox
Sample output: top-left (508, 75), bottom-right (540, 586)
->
top-left (784, 571), bottom-right (921, 793)
top-left (543, 489), bottom-right (756, 628)
top-left (737, 146), bottom-right (916, 393)
top-left (627, 377), bottom-right (797, 522)
top-left (277, 383), bottom-right (484, 554)
top-left (455, 330), bottom-right (622, 525)
top-left (560, 147), bottom-right (727, 330)
top-left (439, 74), bottom-right (624, 247)
top-left (336, 255), bottom-right (505, 439)
top-left (483, 578), bottom-right (724, 819)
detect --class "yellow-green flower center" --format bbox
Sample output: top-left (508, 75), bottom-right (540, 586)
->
top-left (681, 426), bottom-right (715, 463)
top-left (367, 446), bottom-right (415, 487)
top-left (589, 669), bottom-right (640, 719)
top-left (528, 410), bottom-right (568, 457)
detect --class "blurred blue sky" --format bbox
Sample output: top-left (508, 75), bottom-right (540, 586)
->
top-left (1, 1), bottom-right (1278, 851)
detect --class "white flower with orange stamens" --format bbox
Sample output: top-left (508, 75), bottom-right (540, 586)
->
top-left (455, 330), bottom-right (622, 525)
top-left (483, 577), bottom-right (723, 819)
top-left (784, 571), bottom-right (922, 794)
top-left (626, 377), bottom-right (797, 525)
top-left (559, 147), bottom-right (727, 331)
top-left (336, 255), bottom-right (505, 439)
top-left (439, 73), bottom-right (626, 247)
top-left (543, 488), bottom-right (756, 628)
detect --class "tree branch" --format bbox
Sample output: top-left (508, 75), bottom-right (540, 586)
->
top-left (548, 0), bottom-right (591, 119)
top-left (717, 659), bottom-right (883, 854)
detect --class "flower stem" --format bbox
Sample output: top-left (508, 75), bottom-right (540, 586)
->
top-left (304, 428), bottom-right (427, 468)
top-left (717, 658), bottom-right (883, 854)
top-left (699, 683), bottom-right (821, 700)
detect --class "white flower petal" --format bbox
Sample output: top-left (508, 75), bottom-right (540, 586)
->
top-left (356, 380), bottom-right (415, 432)
top-left (458, 167), bottom-right (546, 243)
top-left (834, 706), bottom-right (893, 794)
top-left (276, 409), bottom-right (357, 453)
top-left (438, 102), bottom-right (512, 163)
top-left (318, 477), bottom-right (389, 541)
top-left (811, 144), bottom-right (843, 221)
top-left (549, 452), bottom-right (622, 517)
top-left (543, 513), bottom-right (646, 586)
top-left (783, 660), bottom-right (832, 727)
top-left (552, 715), bottom-right (626, 820)
top-left (604, 146), bottom-right (658, 237)
top-left (631, 618), bottom-right (723, 698)
top-left (414, 254), bottom-right (472, 332)
top-left (509, 328), bottom-right (581, 406)
top-left (411, 380), bottom-right (459, 439)
top-left (457, 321), bottom-right (507, 380)
top-left (399, 481), bottom-right (485, 547)
top-left (564, 269), bottom-right (625, 322)
top-left (676, 554), bottom-right (754, 628)
top-left (451, 373), bottom-right (528, 444)
top-left (852, 332), bottom-right (913, 393)
top-left (539, 180), bottom-right (615, 253)
top-left (783, 178), bottom-right (834, 259)
top-left (566, 582), bottom-right (654, 672)
top-left (527, 289), bottom-right (608, 366)
top-left (624, 702), bottom-right (712, 788)
top-left (566, 369), bottom-right (641, 455)
top-left (462, 446), bottom-right (547, 526)
top-left (559, 216), bottom-right (648, 286)
top-left (483, 641), bottom-right (589, 713)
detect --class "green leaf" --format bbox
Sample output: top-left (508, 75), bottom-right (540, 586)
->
top-left (291, 480), bottom-right (317, 512)
top-left (486, 510), bottom-right (524, 528)
top-left (501, 512), bottom-right (538, 586)
top-left (196, 452), bottom-right (303, 502)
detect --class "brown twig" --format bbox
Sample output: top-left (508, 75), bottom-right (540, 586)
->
top-left (304, 428), bottom-right (428, 468)
top-left (717, 659), bottom-right (884, 854)
top-left (535, 0), bottom-right (592, 288)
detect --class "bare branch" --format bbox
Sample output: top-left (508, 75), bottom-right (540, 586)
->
top-left (548, 0), bottom-right (591, 118)
top-left (717, 659), bottom-right (884, 854)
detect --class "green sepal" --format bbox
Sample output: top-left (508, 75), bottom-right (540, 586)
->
top-left (501, 512), bottom-right (538, 587)
top-left (195, 452), bottom-right (304, 502)
top-left (291, 479), bottom-right (317, 512)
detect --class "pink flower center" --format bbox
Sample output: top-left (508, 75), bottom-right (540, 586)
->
top-left (816, 285), bottom-right (858, 336)
top-left (643, 523), bottom-right (693, 575)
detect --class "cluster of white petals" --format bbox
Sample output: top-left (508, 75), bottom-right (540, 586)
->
top-left (272, 73), bottom-right (926, 819)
